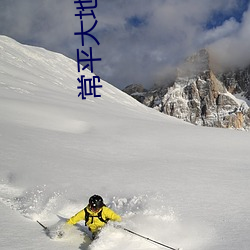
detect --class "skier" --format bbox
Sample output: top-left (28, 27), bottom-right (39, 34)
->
top-left (66, 194), bottom-right (122, 239)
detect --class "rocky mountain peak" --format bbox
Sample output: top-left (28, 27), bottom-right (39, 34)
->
top-left (123, 49), bottom-right (250, 130)
top-left (177, 49), bottom-right (210, 78)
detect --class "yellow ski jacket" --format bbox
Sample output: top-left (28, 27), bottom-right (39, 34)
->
top-left (67, 206), bottom-right (121, 233)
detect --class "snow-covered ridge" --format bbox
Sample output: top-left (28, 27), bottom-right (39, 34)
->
top-left (0, 35), bottom-right (155, 134)
top-left (0, 35), bottom-right (146, 108)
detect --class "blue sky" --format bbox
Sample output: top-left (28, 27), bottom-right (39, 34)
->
top-left (206, 0), bottom-right (249, 29)
top-left (0, 0), bottom-right (249, 89)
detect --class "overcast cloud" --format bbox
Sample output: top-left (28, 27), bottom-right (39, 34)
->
top-left (0, 0), bottom-right (249, 89)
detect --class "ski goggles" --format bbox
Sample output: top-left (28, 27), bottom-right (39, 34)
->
top-left (89, 204), bottom-right (101, 212)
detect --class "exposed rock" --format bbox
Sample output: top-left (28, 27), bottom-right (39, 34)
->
top-left (123, 84), bottom-right (147, 103)
top-left (217, 66), bottom-right (250, 99)
top-left (123, 49), bottom-right (250, 130)
top-left (123, 84), bottom-right (147, 95)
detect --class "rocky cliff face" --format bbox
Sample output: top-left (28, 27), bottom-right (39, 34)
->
top-left (123, 49), bottom-right (250, 130)
top-left (217, 66), bottom-right (250, 99)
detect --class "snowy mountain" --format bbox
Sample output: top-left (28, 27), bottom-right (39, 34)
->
top-left (124, 49), bottom-right (250, 130)
top-left (1, 36), bottom-right (250, 250)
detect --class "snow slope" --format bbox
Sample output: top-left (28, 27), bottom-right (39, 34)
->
top-left (0, 36), bottom-right (250, 250)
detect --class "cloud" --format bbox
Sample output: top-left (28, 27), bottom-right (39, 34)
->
top-left (0, 0), bottom-right (249, 89)
top-left (209, 4), bottom-right (250, 68)
top-left (200, 18), bottom-right (240, 45)
top-left (94, 0), bottom-right (249, 87)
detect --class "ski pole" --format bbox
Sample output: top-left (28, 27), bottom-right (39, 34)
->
top-left (122, 227), bottom-right (180, 250)
top-left (37, 220), bottom-right (48, 231)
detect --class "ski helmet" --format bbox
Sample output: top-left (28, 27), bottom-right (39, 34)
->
top-left (89, 195), bottom-right (104, 210)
